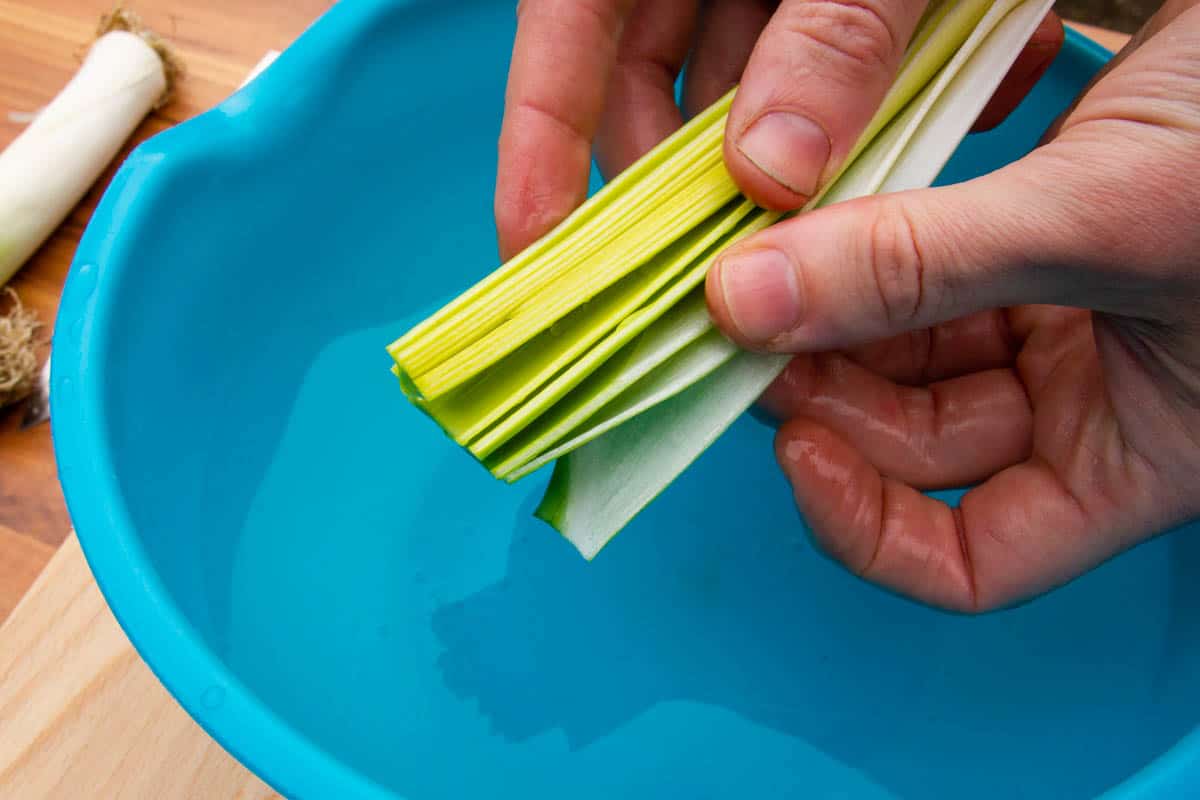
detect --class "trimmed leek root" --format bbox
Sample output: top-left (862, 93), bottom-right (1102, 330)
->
top-left (0, 290), bottom-right (40, 409)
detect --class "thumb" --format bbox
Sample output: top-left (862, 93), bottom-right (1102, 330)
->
top-left (723, 0), bottom-right (928, 210)
top-left (705, 148), bottom-right (1123, 352)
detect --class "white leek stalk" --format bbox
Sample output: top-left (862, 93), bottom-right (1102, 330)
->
top-left (0, 12), bottom-right (177, 286)
top-left (0, 289), bottom-right (39, 408)
top-left (0, 11), bottom-right (177, 410)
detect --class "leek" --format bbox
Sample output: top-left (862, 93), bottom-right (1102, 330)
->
top-left (388, 0), bottom-right (1056, 557)
top-left (0, 10), bottom-right (178, 287)
top-left (486, 291), bottom-right (738, 479)
top-left (0, 10), bottom-right (179, 409)
top-left (0, 290), bottom-right (39, 409)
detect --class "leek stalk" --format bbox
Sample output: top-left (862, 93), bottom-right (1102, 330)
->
top-left (0, 11), bottom-right (178, 287)
top-left (0, 11), bottom-right (178, 410)
top-left (387, 0), bottom-right (1057, 558)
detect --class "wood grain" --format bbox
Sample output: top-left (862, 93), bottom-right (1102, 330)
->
top-left (0, 535), bottom-right (280, 798)
top-left (0, 524), bottom-right (52, 621)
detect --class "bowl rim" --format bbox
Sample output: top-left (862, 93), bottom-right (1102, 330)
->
top-left (49, 6), bottom-right (1195, 798)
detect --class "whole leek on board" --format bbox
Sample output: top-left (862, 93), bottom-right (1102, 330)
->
top-left (0, 9), bottom-right (179, 410)
top-left (388, 0), bottom-right (1055, 559)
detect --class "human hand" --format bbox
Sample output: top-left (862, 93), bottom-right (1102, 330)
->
top-left (492, 0), bottom-right (1063, 260)
top-left (704, 0), bottom-right (1200, 611)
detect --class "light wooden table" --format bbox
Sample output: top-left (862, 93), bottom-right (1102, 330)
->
top-left (0, 6), bottom-right (1132, 798)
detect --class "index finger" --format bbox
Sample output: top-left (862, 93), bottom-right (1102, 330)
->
top-left (494, 0), bottom-right (636, 261)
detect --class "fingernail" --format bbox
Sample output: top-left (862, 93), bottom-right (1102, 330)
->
top-left (737, 112), bottom-right (830, 197)
top-left (715, 248), bottom-right (803, 344)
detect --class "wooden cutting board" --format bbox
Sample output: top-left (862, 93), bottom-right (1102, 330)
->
top-left (0, 535), bottom-right (279, 797)
top-left (0, 4), bottom-right (1131, 797)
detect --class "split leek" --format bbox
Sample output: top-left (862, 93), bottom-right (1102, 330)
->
top-left (406, 198), bottom-right (760, 446)
top-left (467, 204), bottom-right (775, 459)
top-left (386, 0), bottom-right (1056, 558)
top-left (541, 0), bottom-right (1059, 558)
top-left (499, 327), bottom-right (742, 484)
top-left (389, 0), bottom-right (977, 400)
top-left (486, 291), bottom-right (738, 479)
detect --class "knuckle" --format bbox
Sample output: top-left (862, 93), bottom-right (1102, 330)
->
top-left (853, 478), bottom-right (889, 577)
top-left (864, 199), bottom-right (929, 329)
top-left (573, 0), bottom-right (618, 32)
top-left (777, 0), bottom-right (898, 78)
top-left (612, 52), bottom-right (676, 93)
top-left (512, 95), bottom-right (591, 144)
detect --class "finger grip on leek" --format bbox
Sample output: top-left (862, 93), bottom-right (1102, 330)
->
top-left (387, 0), bottom-right (1056, 558)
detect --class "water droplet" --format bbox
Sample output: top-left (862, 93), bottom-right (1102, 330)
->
top-left (73, 263), bottom-right (99, 301)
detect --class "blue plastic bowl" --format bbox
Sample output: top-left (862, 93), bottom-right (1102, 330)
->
top-left (52, 2), bottom-right (1200, 798)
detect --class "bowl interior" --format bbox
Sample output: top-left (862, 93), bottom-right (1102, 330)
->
top-left (64, 2), bottom-right (1200, 798)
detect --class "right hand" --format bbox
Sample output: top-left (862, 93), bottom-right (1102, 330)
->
top-left (696, 0), bottom-right (1200, 611)
top-left (492, 0), bottom-right (1063, 261)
